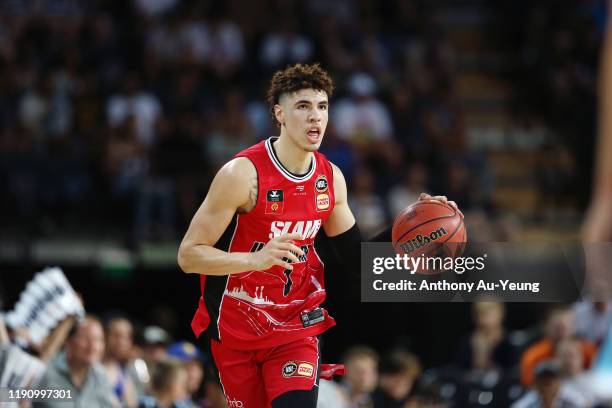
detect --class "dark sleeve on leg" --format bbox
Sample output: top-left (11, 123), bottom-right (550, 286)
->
top-left (271, 388), bottom-right (318, 408)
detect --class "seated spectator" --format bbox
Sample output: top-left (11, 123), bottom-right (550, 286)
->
top-left (142, 326), bottom-right (172, 362)
top-left (512, 361), bottom-right (590, 408)
top-left (520, 305), bottom-right (598, 387)
top-left (554, 337), bottom-right (596, 406)
top-left (104, 316), bottom-right (140, 408)
top-left (349, 168), bottom-right (388, 237)
top-left (138, 359), bottom-right (189, 408)
top-left (455, 301), bottom-right (518, 371)
top-left (341, 345), bottom-right (379, 408)
top-left (166, 341), bottom-right (204, 407)
top-left (333, 73), bottom-right (393, 144)
top-left (34, 315), bottom-right (115, 408)
top-left (387, 162), bottom-right (429, 218)
top-left (572, 300), bottom-right (612, 345)
top-left (371, 350), bottom-right (422, 408)
top-left (317, 379), bottom-right (350, 408)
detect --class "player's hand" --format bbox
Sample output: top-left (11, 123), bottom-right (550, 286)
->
top-left (249, 233), bottom-right (305, 271)
top-left (419, 193), bottom-right (464, 218)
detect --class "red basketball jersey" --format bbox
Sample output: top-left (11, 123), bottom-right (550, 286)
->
top-left (191, 137), bottom-right (336, 349)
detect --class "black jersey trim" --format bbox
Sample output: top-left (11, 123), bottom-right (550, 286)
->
top-left (203, 213), bottom-right (238, 341)
top-left (265, 137), bottom-right (316, 182)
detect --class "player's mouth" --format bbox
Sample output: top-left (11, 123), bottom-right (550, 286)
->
top-left (306, 128), bottom-right (321, 143)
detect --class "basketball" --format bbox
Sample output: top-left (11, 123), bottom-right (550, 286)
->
top-left (392, 200), bottom-right (467, 258)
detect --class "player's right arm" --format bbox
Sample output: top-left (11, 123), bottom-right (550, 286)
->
top-left (178, 157), bottom-right (304, 276)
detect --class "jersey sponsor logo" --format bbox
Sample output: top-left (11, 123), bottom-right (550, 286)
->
top-left (265, 189), bottom-right (284, 214)
top-left (267, 189), bottom-right (283, 201)
top-left (269, 219), bottom-right (322, 239)
top-left (282, 362), bottom-right (298, 377)
top-left (315, 175), bottom-right (328, 193)
top-left (282, 361), bottom-right (315, 378)
top-left (297, 362), bottom-right (315, 377)
top-left (227, 398), bottom-right (244, 408)
top-left (316, 193), bottom-right (330, 211)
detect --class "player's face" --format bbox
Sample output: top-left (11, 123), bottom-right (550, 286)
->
top-left (276, 89), bottom-right (329, 152)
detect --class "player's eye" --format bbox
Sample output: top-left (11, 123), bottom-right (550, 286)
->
top-left (297, 104), bottom-right (307, 110)
top-left (319, 104), bottom-right (328, 111)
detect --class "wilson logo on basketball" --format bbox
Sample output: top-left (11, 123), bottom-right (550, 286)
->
top-left (399, 227), bottom-right (448, 253)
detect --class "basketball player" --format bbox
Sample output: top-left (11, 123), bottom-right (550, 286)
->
top-left (177, 63), bottom-right (457, 408)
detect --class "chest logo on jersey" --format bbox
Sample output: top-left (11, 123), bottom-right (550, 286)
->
top-left (269, 219), bottom-right (322, 239)
top-left (265, 189), bottom-right (284, 214)
top-left (315, 175), bottom-right (328, 193)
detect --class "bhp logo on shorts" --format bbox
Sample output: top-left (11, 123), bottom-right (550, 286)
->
top-left (282, 361), bottom-right (315, 378)
top-left (227, 398), bottom-right (244, 408)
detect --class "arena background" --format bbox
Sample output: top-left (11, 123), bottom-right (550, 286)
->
top-left (0, 0), bottom-right (608, 406)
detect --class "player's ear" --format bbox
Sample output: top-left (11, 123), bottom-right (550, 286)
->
top-left (274, 104), bottom-right (285, 127)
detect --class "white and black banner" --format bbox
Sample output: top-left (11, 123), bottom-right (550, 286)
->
top-left (3, 267), bottom-right (84, 345)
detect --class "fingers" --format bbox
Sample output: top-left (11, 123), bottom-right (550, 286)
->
top-left (419, 193), bottom-right (464, 217)
top-left (277, 242), bottom-right (305, 256)
top-left (419, 193), bottom-right (448, 203)
top-left (430, 195), bottom-right (448, 203)
top-left (447, 200), bottom-right (464, 218)
top-left (277, 233), bottom-right (304, 242)
top-left (274, 248), bottom-right (300, 264)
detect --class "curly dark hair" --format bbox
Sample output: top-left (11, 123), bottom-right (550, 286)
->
top-left (266, 63), bottom-right (334, 128)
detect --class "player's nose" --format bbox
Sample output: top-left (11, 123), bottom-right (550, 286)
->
top-left (308, 108), bottom-right (322, 122)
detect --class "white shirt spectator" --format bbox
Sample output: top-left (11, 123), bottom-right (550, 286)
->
top-left (260, 32), bottom-right (314, 67)
top-left (209, 21), bottom-right (245, 73)
top-left (107, 92), bottom-right (162, 147)
top-left (333, 73), bottom-right (392, 141)
top-left (511, 383), bottom-right (593, 408)
top-left (350, 193), bottom-right (387, 238)
top-left (333, 98), bottom-right (392, 141)
top-left (317, 379), bottom-right (350, 408)
top-left (573, 300), bottom-right (612, 344)
top-left (180, 20), bottom-right (212, 63)
top-left (388, 186), bottom-right (420, 219)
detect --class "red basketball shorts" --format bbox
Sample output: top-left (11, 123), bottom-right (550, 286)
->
top-left (210, 336), bottom-right (320, 407)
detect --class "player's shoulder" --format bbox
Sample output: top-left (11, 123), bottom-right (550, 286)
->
top-left (217, 157), bottom-right (257, 183)
top-left (328, 161), bottom-right (346, 183)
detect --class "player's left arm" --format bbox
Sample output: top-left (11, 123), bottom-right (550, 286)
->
top-left (322, 163), bottom-right (356, 237)
top-left (323, 163), bottom-right (462, 241)
top-left (322, 163), bottom-right (463, 277)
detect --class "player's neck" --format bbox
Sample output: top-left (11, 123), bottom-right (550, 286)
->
top-left (274, 134), bottom-right (313, 175)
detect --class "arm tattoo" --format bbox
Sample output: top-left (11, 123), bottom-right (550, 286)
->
top-left (242, 175), bottom-right (258, 213)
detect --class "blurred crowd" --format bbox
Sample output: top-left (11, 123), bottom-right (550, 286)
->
top-left (493, 0), bottom-right (605, 208)
top-left (1, 298), bottom-right (611, 407)
top-left (0, 0), bottom-right (503, 244)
